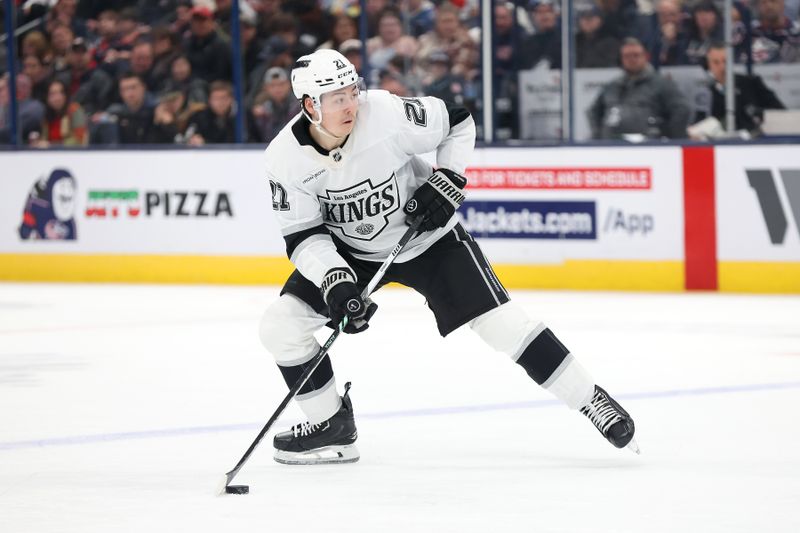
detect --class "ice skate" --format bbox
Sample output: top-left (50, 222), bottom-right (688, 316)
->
top-left (580, 385), bottom-right (640, 454)
top-left (273, 383), bottom-right (359, 465)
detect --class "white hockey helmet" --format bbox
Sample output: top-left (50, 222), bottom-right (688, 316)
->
top-left (291, 49), bottom-right (359, 108)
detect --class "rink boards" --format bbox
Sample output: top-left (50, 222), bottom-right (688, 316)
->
top-left (1, 144), bottom-right (798, 292)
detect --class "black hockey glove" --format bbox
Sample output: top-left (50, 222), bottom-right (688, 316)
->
top-left (321, 268), bottom-right (378, 334)
top-left (403, 168), bottom-right (467, 232)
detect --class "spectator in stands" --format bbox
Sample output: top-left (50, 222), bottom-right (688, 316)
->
top-left (214, 0), bottom-right (235, 37)
top-left (597, 0), bottom-right (639, 40)
top-left (318, 14), bottom-right (358, 51)
top-left (247, 13), bottom-right (312, 104)
top-left (253, 0), bottom-right (286, 39)
top-left (692, 42), bottom-right (786, 134)
top-left (406, 0), bottom-right (437, 38)
top-left (422, 49), bottom-right (467, 106)
top-left (378, 70), bottom-right (411, 96)
top-left (46, 0), bottom-right (87, 38)
top-left (185, 80), bottom-right (237, 144)
top-left (261, 12), bottom-right (313, 66)
top-left (730, 3), bottom-right (751, 64)
top-left (22, 54), bottom-right (54, 103)
top-left (383, 53), bottom-right (423, 93)
top-left (49, 23), bottom-right (76, 74)
top-left (100, 72), bottom-right (173, 144)
top-left (339, 38), bottom-right (364, 72)
top-left (283, 0), bottom-right (332, 52)
top-left (251, 67), bottom-right (300, 144)
top-left (214, 0), bottom-right (260, 41)
top-left (56, 37), bottom-right (115, 115)
top-left (493, 1), bottom-right (527, 138)
top-left (138, 0), bottom-right (179, 25)
top-left (0, 73), bottom-right (46, 143)
top-left (171, 0), bottom-right (195, 38)
top-left (641, 0), bottom-right (690, 66)
top-left (90, 9), bottom-right (123, 69)
top-left (685, 1), bottom-right (724, 65)
top-left (21, 31), bottom-right (53, 65)
top-left (151, 26), bottom-right (182, 89)
top-left (518, 0), bottom-right (562, 70)
top-left (161, 54), bottom-right (208, 105)
top-left (751, 0), bottom-right (800, 63)
top-left (416, 2), bottom-right (477, 80)
top-left (116, 7), bottom-right (148, 51)
top-left (154, 90), bottom-right (205, 143)
top-left (494, 1), bottom-right (529, 75)
top-left (184, 6), bottom-right (233, 83)
top-left (367, 7), bottom-right (419, 71)
top-left (365, 0), bottom-right (390, 37)
top-left (128, 40), bottom-right (158, 91)
top-left (240, 9), bottom-right (266, 94)
top-left (32, 79), bottom-right (88, 147)
top-left (588, 38), bottom-right (691, 140)
top-left (575, 4), bottom-right (621, 68)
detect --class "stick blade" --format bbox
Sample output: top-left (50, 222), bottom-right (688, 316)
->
top-left (225, 485), bottom-right (250, 495)
top-left (217, 475), bottom-right (250, 496)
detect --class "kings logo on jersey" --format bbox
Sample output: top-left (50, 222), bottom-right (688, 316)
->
top-left (318, 174), bottom-right (400, 241)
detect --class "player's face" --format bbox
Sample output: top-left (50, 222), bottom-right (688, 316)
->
top-left (320, 83), bottom-right (360, 136)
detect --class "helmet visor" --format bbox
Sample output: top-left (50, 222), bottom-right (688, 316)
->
top-left (319, 77), bottom-right (366, 113)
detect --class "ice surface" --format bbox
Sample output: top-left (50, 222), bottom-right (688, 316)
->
top-left (1, 283), bottom-right (799, 532)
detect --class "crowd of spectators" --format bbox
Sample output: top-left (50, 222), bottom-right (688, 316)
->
top-left (1, 0), bottom-right (798, 146)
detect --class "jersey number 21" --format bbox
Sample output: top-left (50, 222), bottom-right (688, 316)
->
top-left (270, 180), bottom-right (290, 211)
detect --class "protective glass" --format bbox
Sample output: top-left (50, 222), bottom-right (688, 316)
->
top-left (320, 77), bottom-right (366, 113)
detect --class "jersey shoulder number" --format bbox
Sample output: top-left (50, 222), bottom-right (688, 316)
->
top-left (401, 97), bottom-right (427, 127)
top-left (269, 179), bottom-right (290, 211)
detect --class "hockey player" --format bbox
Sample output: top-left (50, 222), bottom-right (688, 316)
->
top-left (260, 49), bottom-right (638, 465)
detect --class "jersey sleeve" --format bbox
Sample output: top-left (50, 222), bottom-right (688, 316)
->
top-left (385, 92), bottom-right (476, 175)
top-left (267, 170), bottom-right (351, 287)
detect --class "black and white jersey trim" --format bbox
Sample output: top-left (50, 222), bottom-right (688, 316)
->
top-left (444, 101), bottom-right (471, 128)
top-left (285, 224), bottom-right (331, 260)
top-left (280, 216), bottom-right (326, 237)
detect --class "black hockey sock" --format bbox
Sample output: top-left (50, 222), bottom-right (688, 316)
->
top-left (277, 353), bottom-right (335, 395)
top-left (515, 328), bottom-right (570, 385)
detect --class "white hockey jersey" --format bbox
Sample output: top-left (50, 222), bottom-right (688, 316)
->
top-left (263, 90), bottom-right (476, 287)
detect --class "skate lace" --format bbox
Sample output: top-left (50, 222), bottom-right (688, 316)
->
top-left (292, 421), bottom-right (321, 438)
top-left (581, 391), bottom-right (621, 435)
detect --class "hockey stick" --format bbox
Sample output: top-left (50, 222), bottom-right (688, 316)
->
top-left (219, 216), bottom-right (424, 494)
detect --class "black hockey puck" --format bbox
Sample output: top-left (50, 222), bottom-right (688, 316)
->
top-left (225, 485), bottom-right (249, 495)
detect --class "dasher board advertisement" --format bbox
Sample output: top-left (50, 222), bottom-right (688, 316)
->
top-left (715, 145), bottom-right (800, 262)
top-left (0, 150), bottom-right (285, 256)
top-left (464, 147), bottom-right (685, 265)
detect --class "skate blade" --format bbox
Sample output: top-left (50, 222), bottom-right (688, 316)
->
top-left (626, 437), bottom-right (641, 455)
top-left (274, 444), bottom-right (360, 465)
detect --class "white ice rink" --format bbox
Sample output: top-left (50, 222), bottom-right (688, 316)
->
top-left (1, 282), bottom-right (799, 532)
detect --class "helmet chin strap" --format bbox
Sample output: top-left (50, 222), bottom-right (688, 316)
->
top-left (302, 106), bottom-right (345, 143)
